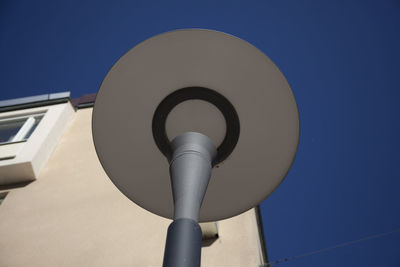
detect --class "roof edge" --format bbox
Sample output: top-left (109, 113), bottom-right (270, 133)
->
top-left (0, 92), bottom-right (71, 113)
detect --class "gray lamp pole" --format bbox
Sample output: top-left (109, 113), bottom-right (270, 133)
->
top-left (92, 29), bottom-right (299, 267)
top-left (163, 132), bottom-right (216, 267)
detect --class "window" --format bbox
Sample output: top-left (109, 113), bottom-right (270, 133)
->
top-left (0, 114), bottom-right (43, 145)
top-left (0, 102), bottom-right (74, 185)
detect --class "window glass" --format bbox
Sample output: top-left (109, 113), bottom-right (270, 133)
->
top-left (24, 116), bottom-right (42, 140)
top-left (0, 115), bottom-right (44, 144)
top-left (0, 119), bottom-right (26, 143)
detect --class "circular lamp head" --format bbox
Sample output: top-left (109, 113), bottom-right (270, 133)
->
top-left (92, 29), bottom-right (299, 222)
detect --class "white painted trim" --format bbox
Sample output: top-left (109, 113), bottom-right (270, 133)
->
top-left (0, 113), bottom-right (45, 145)
top-left (0, 142), bottom-right (24, 160)
top-left (12, 117), bottom-right (35, 142)
top-left (0, 102), bottom-right (75, 185)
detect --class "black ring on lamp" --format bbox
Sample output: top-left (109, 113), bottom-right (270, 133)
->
top-left (152, 87), bottom-right (240, 166)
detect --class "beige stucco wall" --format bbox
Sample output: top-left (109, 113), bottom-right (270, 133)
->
top-left (0, 107), bottom-right (263, 267)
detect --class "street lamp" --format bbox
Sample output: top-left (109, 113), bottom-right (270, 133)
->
top-left (92, 29), bottom-right (299, 267)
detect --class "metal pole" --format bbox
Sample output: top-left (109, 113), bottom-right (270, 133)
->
top-left (163, 132), bottom-right (216, 267)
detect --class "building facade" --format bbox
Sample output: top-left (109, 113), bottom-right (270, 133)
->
top-left (0, 93), bottom-right (268, 267)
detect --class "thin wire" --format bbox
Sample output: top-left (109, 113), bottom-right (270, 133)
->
top-left (264, 228), bottom-right (400, 266)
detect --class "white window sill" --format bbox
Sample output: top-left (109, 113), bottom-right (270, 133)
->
top-left (0, 141), bottom-right (26, 160)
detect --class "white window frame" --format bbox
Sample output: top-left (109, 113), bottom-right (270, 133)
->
top-left (0, 113), bottom-right (44, 145)
top-left (0, 102), bottom-right (75, 185)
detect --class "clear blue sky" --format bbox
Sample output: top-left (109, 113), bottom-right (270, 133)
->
top-left (1, 1), bottom-right (399, 266)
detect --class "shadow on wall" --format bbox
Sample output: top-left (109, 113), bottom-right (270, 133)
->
top-left (202, 234), bottom-right (219, 247)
